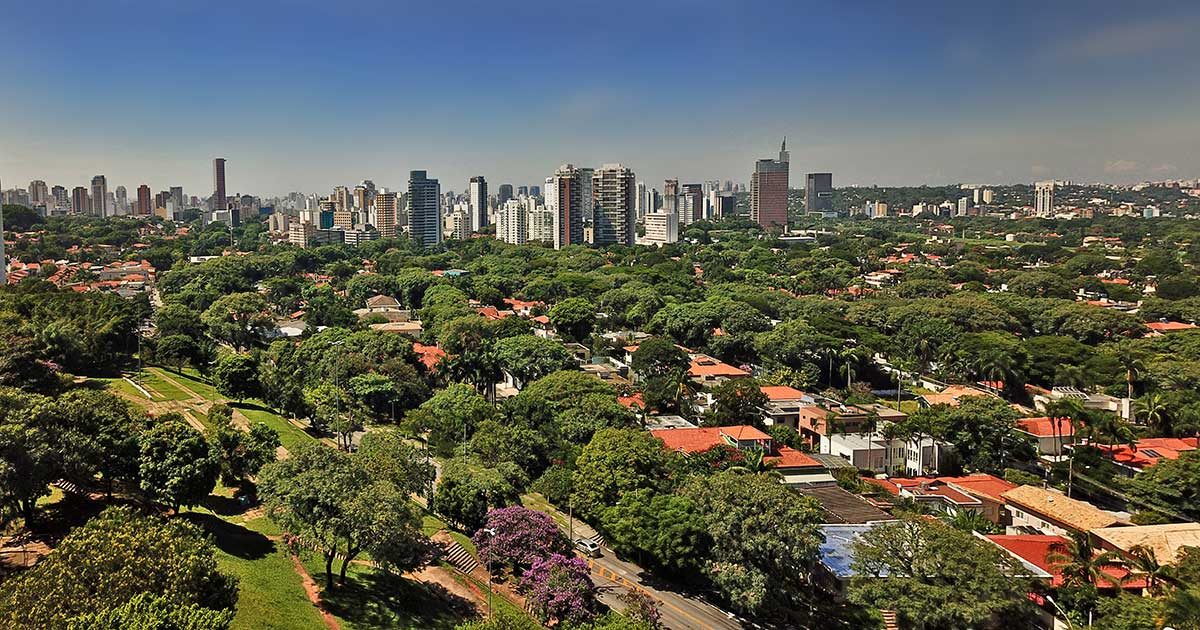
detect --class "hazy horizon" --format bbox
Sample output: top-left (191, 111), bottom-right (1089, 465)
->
top-left (3, 0), bottom-right (1199, 197)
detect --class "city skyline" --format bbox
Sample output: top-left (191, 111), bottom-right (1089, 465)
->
top-left (2, 1), bottom-right (1199, 194)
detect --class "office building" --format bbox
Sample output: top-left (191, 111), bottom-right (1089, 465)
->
top-left (212, 158), bottom-right (227, 213)
top-left (682, 183), bottom-right (703, 224)
top-left (1035, 181), bottom-right (1055, 216)
top-left (805, 172), bottom-right (833, 214)
top-left (71, 187), bottom-right (89, 214)
top-left (353, 185), bottom-right (369, 210)
top-left (28, 180), bottom-right (49, 207)
top-left (549, 164), bottom-right (588, 249)
top-left (375, 191), bottom-right (398, 238)
top-left (170, 186), bottom-right (184, 210)
top-left (113, 186), bottom-right (127, 214)
top-left (751, 140), bottom-right (789, 228)
top-left (448, 205), bottom-right (471, 240)
top-left (635, 181), bottom-right (648, 218)
top-left (498, 183), bottom-right (514, 207)
top-left (90, 175), bottom-right (108, 216)
top-left (957, 197), bottom-right (970, 217)
top-left (663, 178), bottom-right (679, 215)
top-left (407, 170), bottom-right (442, 247)
top-left (517, 185), bottom-right (529, 197)
top-left (713, 193), bottom-right (734, 218)
top-left (469, 176), bottom-right (488, 232)
top-left (136, 185), bottom-right (152, 215)
top-left (530, 185), bottom-right (541, 197)
top-left (51, 186), bottom-right (68, 209)
top-left (592, 164), bottom-right (637, 246)
top-left (643, 211), bottom-right (679, 245)
top-left (497, 198), bottom-right (528, 245)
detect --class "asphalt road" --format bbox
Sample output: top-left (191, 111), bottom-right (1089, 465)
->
top-left (588, 546), bottom-right (747, 630)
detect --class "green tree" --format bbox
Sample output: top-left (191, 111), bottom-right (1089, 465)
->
top-left (1047, 530), bottom-right (1128, 588)
top-left (705, 378), bottom-right (768, 427)
top-left (549, 297), bottom-right (596, 342)
top-left (849, 515), bottom-right (1034, 630)
top-left (156, 334), bottom-right (200, 373)
top-left (571, 428), bottom-right (671, 519)
top-left (211, 353), bottom-right (260, 402)
top-left (601, 489), bottom-right (708, 571)
top-left (630, 337), bottom-right (690, 380)
top-left (208, 415), bottom-right (280, 488)
top-left (405, 383), bottom-right (494, 457)
top-left (0, 506), bottom-right (237, 629)
top-left (139, 417), bottom-right (219, 512)
top-left (67, 593), bottom-right (234, 630)
top-left (356, 428), bottom-right (435, 497)
top-left (1123, 450), bottom-right (1200, 521)
top-left (494, 334), bottom-right (574, 388)
top-left (434, 457), bottom-right (522, 532)
top-left (304, 382), bottom-right (366, 451)
top-left (200, 292), bottom-right (273, 350)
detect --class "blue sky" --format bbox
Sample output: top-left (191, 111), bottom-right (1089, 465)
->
top-left (2, 0), bottom-right (1198, 197)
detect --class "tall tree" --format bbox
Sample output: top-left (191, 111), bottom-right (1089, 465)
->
top-left (138, 417), bottom-right (219, 512)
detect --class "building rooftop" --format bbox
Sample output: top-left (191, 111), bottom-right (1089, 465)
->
top-left (760, 385), bottom-right (806, 401)
top-left (985, 535), bottom-right (1140, 588)
top-left (1016, 417), bottom-right (1076, 438)
top-left (797, 485), bottom-right (894, 524)
top-left (1001, 485), bottom-right (1121, 532)
top-left (1094, 437), bottom-right (1197, 470)
top-left (1091, 523), bottom-right (1200, 566)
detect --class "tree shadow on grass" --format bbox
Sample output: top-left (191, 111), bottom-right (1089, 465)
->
top-left (318, 569), bottom-right (477, 630)
top-left (181, 512), bottom-right (273, 561)
top-left (201, 492), bottom-right (246, 517)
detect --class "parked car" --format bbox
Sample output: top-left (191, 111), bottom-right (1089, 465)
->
top-left (574, 538), bottom-right (602, 558)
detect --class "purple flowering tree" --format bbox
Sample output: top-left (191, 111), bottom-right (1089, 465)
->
top-left (473, 506), bottom-right (571, 576)
top-left (519, 553), bottom-right (598, 626)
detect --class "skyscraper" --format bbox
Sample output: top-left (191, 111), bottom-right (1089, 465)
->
top-left (805, 172), bottom-right (833, 214)
top-left (497, 198), bottom-right (528, 245)
top-left (750, 139), bottom-right (789, 229)
top-left (90, 175), bottom-right (108, 216)
top-left (592, 164), bottom-right (637, 247)
top-left (375, 191), bottom-right (398, 238)
top-left (635, 181), bottom-right (648, 218)
top-left (28, 180), bottom-right (49, 207)
top-left (213, 158), bottom-right (227, 215)
top-left (550, 164), bottom-right (587, 249)
top-left (170, 186), bottom-right (184, 210)
top-left (1035, 181), bottom-right (1055, 216)
top-left (114, 186), bottom-right (128, 214)
top-left (137, 185), bottom-right (152, 215)
top-left (469, 176), bottom-right (488, 232)
top-left (663, 179), bottom-right (679, 216)
top-left (71, 187), bottom-right (89, 214)
top-left (681, 183), bottom-right (703, 224)
top-left (407, 170), bottom-right (442, 247)
top-left (498, 183), bottom-right (514, 207)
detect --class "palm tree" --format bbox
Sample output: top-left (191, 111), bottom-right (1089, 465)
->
top-left (839, 347), bottom-right (860, 391)
top-left (1047, 530), bottom-right (1127, 588)
top-left (1124, 544), bottom-right (1176, 596)
top-left (879, 422), bottom-right (905, 475)
top-left (945, 509), bottom-right (996, 534)
top-left (1054, 364), bottom-right (1090, 390)
top-left (1113, 339), bottom-right (1145, 413)
top-left (975, 352), bottom-right (1016, 394)
top-left (1044, 398), bottom-right (1086, 497)
top-left (1135, 392), bottom-right (1172, 436)
top-left (729, 449), bottom-right (782, 479)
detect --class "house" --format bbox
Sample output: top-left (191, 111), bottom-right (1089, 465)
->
top-left (985, 535), bottom-right (1145, 591)
top-left (868, 474), bottom-right (1016, 525)
top-left (354, 295), bottom-right (413, 323)
top-left (760, 385), bottom-right (808, 430)
top-left (1015, 417), bottom-right (1077, 457)
top-left (1092, 437), bottom-right (1198, 475)
top-left (1031, 385), bottom-right (1130, 420)
top-left (1091, 523), bottom-right (1200, 566)
top-left (918, 384), bottom-right (995, 407)
top-left (1001, 485), bottom-right (1123, 536)
top-left (650, 425), bottom-right (829, 485)
top-left (369, 320), bottom-right (424, 336)
top-left (686, 354), bottom-right (749, 386)
top-left (1144, 321), bottom-right (1198, 336)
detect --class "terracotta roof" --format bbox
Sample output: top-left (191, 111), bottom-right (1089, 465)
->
top-left (940, 474), bottom-right (1019, 503)
top-left (1091, 523), bottom-right (1200, 566)
top-left (1094, 437), bottom-right (1197, 469)
top-left (1001, 485), bottom-right (1121, 532)
top-left (412, 343), bottom-right (446, 371)
top-left (1016, 417), bottom-right (1076, 438)
top-left (365, 294), bottom-right (401, 308)
top-left (760, 385), bottom-right (805, 401)
top-left (1146, 321), bottom-right (1197, 332)
top-left (767, 446), bottom-right (822, 470)
top-left (986, 535), bottom-right (1143, 589)
top-left (617, 393), bottom-right (644, 409)
top-left (651, 425), bottom-right (770, 453)
top-left (688, 355), bottom-right (749, 378)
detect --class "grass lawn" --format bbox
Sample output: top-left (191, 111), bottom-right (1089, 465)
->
top-left (182, 512), bottom-right (327, 630)
top-left (234, 403), bottom-right (315, 452)
top-left (521, 493), bottom-right (569, 530)
top-left (96, 376), bottom-right (155, 402)
top-left (300, 555), bottom-right (478, 629)
top-left (135, 369), bottom-right (191, 401)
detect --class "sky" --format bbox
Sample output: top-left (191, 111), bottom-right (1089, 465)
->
top-left (2, 0), bottom-right (1199, 197)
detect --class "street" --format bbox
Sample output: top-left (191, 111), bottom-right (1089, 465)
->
top-left (589, 548), bottom-right (747, 630)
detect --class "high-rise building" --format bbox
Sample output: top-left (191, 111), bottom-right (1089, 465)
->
top-left (333, 185), bottom-right (351, 211)
top-left (114, 186), bottom-right (128, 214)
top-left (448, 204), bottom-right (471, 240)
top-left (517, 185), bottom-right (529, 197)
top-left (681, 183), bottom-right (703, 224)
top-left (957, 197), bottom-right (970, 217)
top-left (469, 176), bottom-right (488, 232)
top-left (136, 185), bottom-right (152, 215)
top-left (805, 172), bottom-right (833, 215)
top-left (750, 139), bottom-right (789, 229)
top-left (71, 187), bottom-right (89, 214)
top-left (643, 212), bottom-right (679, 245)
top-left (497, 198), bottom-right (528, 245)
top-left (90, 175), bottom-right (108, 216)
top-left (375, 191), bottom-right (398, 238)
top-left (51, 186), bottom-right (68, 209)
top-left (663, 179), bottom-right (679, 216)
top-left (592, 164), bottom-right (636, 246)
top-left (635, 181), bottom-right (648, 218)
top-left (1035, 181), bottom-right (1055, 216)
top-left (528, 205), bottom-right (556, 245)
top-left (498, 183), bottom-right (514, 207)
top-left (982, 189), bottom-right (994, 204)
top-left (352, 185), bottom-right (369, 210)
top-left (550, 164), bottom-right (587, 249)
top-left (28, 180), bottom-right (49, 207)
top-left (407, 170), bottom-right (442, 247)
top-left (332, 204), bottom-right (353, 228)
top-left (213, 158), bottom-right (227, 215)
top-left (170, 186), bottom-right (184, 210)
top-left (530, 185), bottom-right (541, 197)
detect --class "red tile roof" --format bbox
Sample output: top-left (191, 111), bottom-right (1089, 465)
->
top-left (617, 393), bottom-right (644, 409)
top-left (760, 385), bottom-right (805, 401)
top-left (1145, 321), bottom-right (1197, 332)
top-left (688, 355), bottom-right (749, 378)
top-left (1016, 417), bottom-right (1076, 438)
top-left (651, 425), bottom-right (770, 453)
top-left (986, 535), bottom-right (1145, 589)
top-left (1095, 437), bottom-right (1198, 469)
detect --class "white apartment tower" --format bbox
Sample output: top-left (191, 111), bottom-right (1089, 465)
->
top-left (496, 198), bottom-right (528, 245)
top-left (1035, 181), bottom-right (1055, 216)
top-left (592, 164), bottom-right (637, 246)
